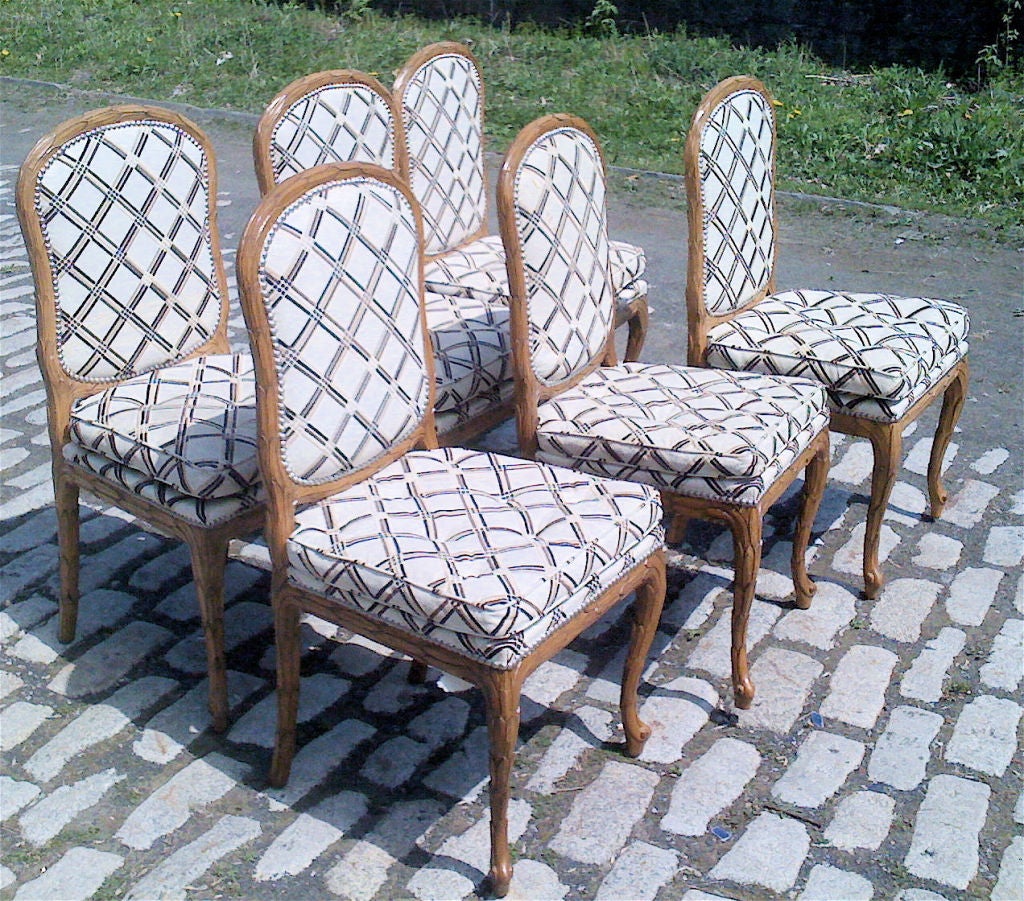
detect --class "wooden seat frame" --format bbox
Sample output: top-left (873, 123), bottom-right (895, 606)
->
top-left (684, 76), bottom-right (969, 599)
top-left (498, 114), bottom-right (830, 709)
top-left (236, 162), bottom-right (667, 897)
top-left (17, 105), bottom-right (265, 731)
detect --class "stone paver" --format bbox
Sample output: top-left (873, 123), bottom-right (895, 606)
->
top-left (869, 705), bottom-right (944, 790)
top-left (11, 848), bottom-right (122, 901)
top-left (824, 789), bottom-right (895, 851)
top-left (771, 730), bottom-right (865, 808)
top-left (549, 760), bottom-right (660, 865)
top-left (662, 737), bottom-right (761, 836)
top-left (1, 88), bottom-right (1021, 901)
top-left (905, 774), bottom-right (991, 890)
top-left (944, 694), bottom-right (1022, 776)
top-left (709, 812), bottom-right (810, 892)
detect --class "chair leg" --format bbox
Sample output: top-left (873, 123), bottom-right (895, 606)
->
top-left (791, 432), bottom-right (830, 610)
top-left (927, 361), bottom-right (968, 519)
top-left (269, 598), bottom-right (303, 788)
top-left (188, 535), bottom-right (230, 733)
top-left (620, 555), bottom-right (666, 757)
top-left (54, 470), bottom-right (81, 643)
top-left (864, 424), bottom-right (902, 600)
top-left (665, 513), bottom-right (690, 545)
top-left (727, 507), bottom-right (762, 709)
top-left (407, 660), bottom-right (429, 684)
top-left (482, 669), bottom-right (521, 898)
top-left (622, 296), bottom-right (649, 363)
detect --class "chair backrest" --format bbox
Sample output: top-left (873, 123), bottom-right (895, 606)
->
top-left (684, 76), bottom-right (778, 363)
top-left (393, 42), bottom-right (487, 258)
top-left (17, 106), bottom-right (230, 397)
top-left (236, 163), bottom-right (435, 520)
top-left (497, 114), bottom-right (615, 447)
top-left (253, 70), bottom-right (407, 196)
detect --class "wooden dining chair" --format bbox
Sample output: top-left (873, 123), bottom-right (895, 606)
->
top-left (235, 161), bottom-right (667, 896)
top-left (253, 67), bottom-right (515, 447)
top-left (17, 105), bottom-right (264, 731)
top-left (684, 76), bottom-right (969, 598)
top-left (498, 114), bottom-right (831, 709)
top-left (394, 40), bottom-right (651, 363)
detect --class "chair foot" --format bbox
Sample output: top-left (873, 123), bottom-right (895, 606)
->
top-left (488, 862), bottom-right (513, 898)
top-left (408, 660), bottom-right (429, 684)
top-left (733, 678), bottom-right (755, 710)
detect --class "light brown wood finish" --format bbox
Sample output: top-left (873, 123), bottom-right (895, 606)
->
top-left (16, 105), bottom-right (264, 732)
top-left (684, 75), bottom-right (970, 599)
top-left (236, 162), bottom-right (667, 898)
top-left (498, 114), bottom-right (829, 708)
top-left (253, 68), bottom-right (409, 196)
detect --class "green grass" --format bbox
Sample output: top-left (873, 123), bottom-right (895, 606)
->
top-left (3, 0), bottom-right (1022, 231)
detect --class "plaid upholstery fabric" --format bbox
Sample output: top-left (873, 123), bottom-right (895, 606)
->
top-left (399, 51), bottom-right (486, 255)
top-left (268, 83), bottom-right (396, 184)
top-left (34, 120), bottom-right (224, 381)
top-left (258, 176), bottom-right (428, 484)
top-left (511, 126), bottom-right (615, 384)
top-left (65, 446), bottom-right (261, 527)
top-left (424, 290), bottom-right (515, 434)
top-left (69, 352), bottom-right (259, 499)
top-left (707, 289), bottom-right (969, 422)
top-left (697, 87), bottom-right (776, 316)
top-left (535, 364), bottom-right (829, 506)
top-left (287, 448), bottom-right (663, 668)
top-left (424, 234), bottom-right (647, 303)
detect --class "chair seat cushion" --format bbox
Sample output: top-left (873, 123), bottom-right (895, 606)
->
top-left (287, 447), bottom-right (663, 668)
top-left (424, 234), bottom-right (646, 304)
top-left (535, 363), bottom-right (829, 506)
top-left (424, 292), bottom-right (516, 434)
top-left (64, 446), bottom-right (261, 527)
top-left (706, 290), bottom-right (969, 416)
top-left (69, 353), bottom-right (259, 499)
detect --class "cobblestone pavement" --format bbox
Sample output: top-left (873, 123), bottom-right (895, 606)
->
top-left (2, 81), bottom-right (1022, 901)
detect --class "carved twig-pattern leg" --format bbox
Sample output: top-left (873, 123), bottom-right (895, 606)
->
top-left (927, 360), bottom-right (968, 519)
top-left (620, 553), bottom-right (666, 757)
top-left (187, 533), bottom-right (230, 732)
top-left (665, 513), bottom-right (690, 546)
top-left (791, 431), bottom-right (830, 610)
top-left (269, 598), bottom-right (303, 788)
top-left (728, 507), bottom-right (763, 709)
top-left (622, 296), bottom-right (649, 363)
top-left (482, 669), bottom-right (521, 898)
top-left (54, 470), bottom-right (81, 643)
top-left (864, 424), bottom-right (902, 600)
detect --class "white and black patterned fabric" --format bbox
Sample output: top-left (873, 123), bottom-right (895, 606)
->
top-left (258, 176), bottom-right (429, 484)
top-left (287, 447), bottom-right (663, 667)
top-left (424, 290), bottom-right (515, 434)
top-left (512, 126), bottom-right (615, 384)
top-left (69, 352), bottom-right (259, 499)
top-left (706, 289), bottom-right (969, 422)
top-left (535, 364), bottom-right (829, 506)
top-left (697, 87), bottom-right (776, 317)
top-left (399, 51), bottom-right (486, 256)
top-left (423, 232), bottom-right (646, 319)
top-left (34, 120), bottom-right (225, 382)
top-left (268, 83), bottom-right (396, 184)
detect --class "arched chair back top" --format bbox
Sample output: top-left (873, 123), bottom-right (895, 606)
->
top-left (19, 104), bottom-right (231, 390)
top-left (253, 70), bottom-right (408, 196)
top-left (393, 41), bottom-right (487, 257)
top-left (237, 162), bottom-right (435, 508)
top-left (685, 75), bottom-right (778, 357)
top-left (498, 114), bottom-right (615, 392)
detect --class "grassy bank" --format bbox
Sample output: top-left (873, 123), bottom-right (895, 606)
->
top-left (3, 0), bottom-right (1022, 231)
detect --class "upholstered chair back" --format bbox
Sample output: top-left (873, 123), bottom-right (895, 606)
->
top-left (254, 71), bottom-right (404, 195)
top-left (394, 43), bottom-right (486, 257)
top-left (23, 108), bottom-right (229, 384)
top-left (691, 79), bottom-right (778, 317)
top-left (500, 117), bottom-right (615, 388)
top-left (239, 164), bottom-right (433, 491)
